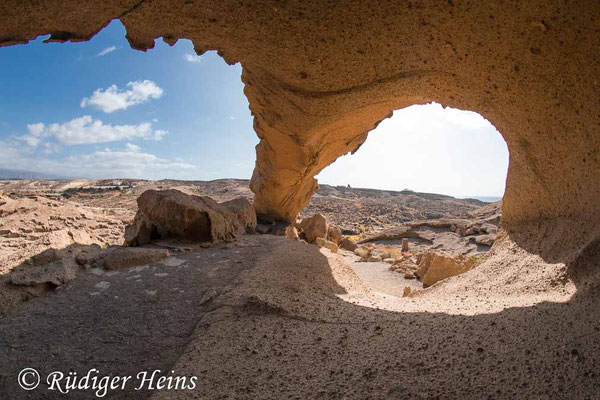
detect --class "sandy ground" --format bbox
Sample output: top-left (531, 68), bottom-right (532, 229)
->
top-left (1, 234), bottom-right (599, 399)
top-left (349, 260), bottom-right (422, 297)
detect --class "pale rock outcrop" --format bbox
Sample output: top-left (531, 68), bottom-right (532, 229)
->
top-left (125, 190), bottom-right (246, 246)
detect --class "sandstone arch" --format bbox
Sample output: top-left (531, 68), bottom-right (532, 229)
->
top-left (1, 0), bottom-right (599, 263)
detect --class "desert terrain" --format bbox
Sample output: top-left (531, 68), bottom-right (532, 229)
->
top-left (3, 178), bottom-right (598, 399)
top-left (0, 179), bottom-right (498, 291)
top-left (1, 178), bottom-right (598, 399)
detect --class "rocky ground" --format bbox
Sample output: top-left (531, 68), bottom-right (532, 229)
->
top-left (0, 178), bottom-right (498, 274)
top-left (1, 179), bottom-right (599, 399)
top-left (0, 235), bottom-right (597, 399)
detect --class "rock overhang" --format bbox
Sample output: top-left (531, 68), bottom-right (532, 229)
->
top-left (1, 0), bottom-right (599, 261)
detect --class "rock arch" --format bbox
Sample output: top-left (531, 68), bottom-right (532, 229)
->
top-left (1, 0), bottom-right (599, 262)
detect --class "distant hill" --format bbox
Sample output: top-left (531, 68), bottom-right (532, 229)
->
top-left (0, 168), bottom-right (69, 180)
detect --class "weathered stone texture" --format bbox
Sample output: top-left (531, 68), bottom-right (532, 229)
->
top-left (1, 1), bottom-right (599, 258)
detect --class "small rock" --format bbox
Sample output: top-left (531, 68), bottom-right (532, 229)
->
top-left (354, 247), bottom-right (370, 258)
top-left (284, 226), bottom-right (300, 240)
top-left (315, 237), bottom-right (339, 253)
top-left (327, 225), bottom-right (342, 244)
top-left (401, 238), bottom-right (409, 252)
top-left (404, 271), bottom-right (416, 279)
top-left (402, 287), bottom-right (411, 297)
top-left (10, 256), bottom-right (77, 287)
top-left (339, 237), bottom-right (358, 251)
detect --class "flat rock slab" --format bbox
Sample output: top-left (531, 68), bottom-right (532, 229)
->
top-left (104, 247), bottom-right (170, 270)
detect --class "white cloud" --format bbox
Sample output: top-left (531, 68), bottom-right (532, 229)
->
top-left (20, 115), bottom-right (167, 146)
top-left (125, 143), bottom-right (141, 153)
top-left (80, 80), bottom-right (164, 113)
top-left (184, 53), bottom-right (202, 63)
top-left (97, 46), bottom-right (116, 57)
top-left (0, 141), bottom-right (197, 180)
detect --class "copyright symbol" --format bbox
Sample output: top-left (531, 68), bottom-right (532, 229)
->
top-left (18, 368), bottom-right (40, 390)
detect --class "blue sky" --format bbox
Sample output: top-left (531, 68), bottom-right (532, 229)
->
top-left (0, 20), bottom-right (508, 197)
top-left (0, 20), bottom-right (256, 180)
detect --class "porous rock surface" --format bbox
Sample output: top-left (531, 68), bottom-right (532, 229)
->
top-left (1, 1), bottom-right (598, 234)
top-left (220, 197), bottom-right (257, 233)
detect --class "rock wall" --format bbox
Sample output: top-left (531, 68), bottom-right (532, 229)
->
top-left (1, 1), bottom-right (599, 258)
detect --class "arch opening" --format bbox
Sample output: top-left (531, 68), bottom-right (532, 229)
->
top-left (300, 102), bottom-right (508, 294)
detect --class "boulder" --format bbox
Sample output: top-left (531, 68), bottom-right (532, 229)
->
top-left (220, 198), bottom-right (257, 233)
top-left (315, 237), bottom-right (339, 253)
top-left (125, 190), bottom-right (243, 246)
top-left (327, 225), bottom-right (342, 244)
top-left (104, 247), bottom-right (170, 270)
top-left (10, 249), bottom-right (77, 287)
top-left (415, 252), bottom-right (476, 287)
top-left (339, 237), bottom-right (357, 251)
top-left (300, 213), bottom-right (329, 243)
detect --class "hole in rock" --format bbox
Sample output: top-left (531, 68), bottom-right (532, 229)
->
top-left (311, 103), bottom-right (509, 296)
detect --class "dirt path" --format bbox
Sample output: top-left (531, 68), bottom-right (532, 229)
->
top-left (349, 261), bottom-right (421, 297)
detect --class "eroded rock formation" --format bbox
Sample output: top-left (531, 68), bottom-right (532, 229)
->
top-left (0, 1), bottom-right (599, 262)
top-left (125, 189), bottom-right (251, 245)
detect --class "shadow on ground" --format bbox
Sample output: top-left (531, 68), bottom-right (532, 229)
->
top-left (0, 234), bottom-right (599, 399)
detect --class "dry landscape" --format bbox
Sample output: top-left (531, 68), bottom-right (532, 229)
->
top-left (1, 1), bottom-right (599, 399)
top-left (1, 178), bottom-right (596, 400)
